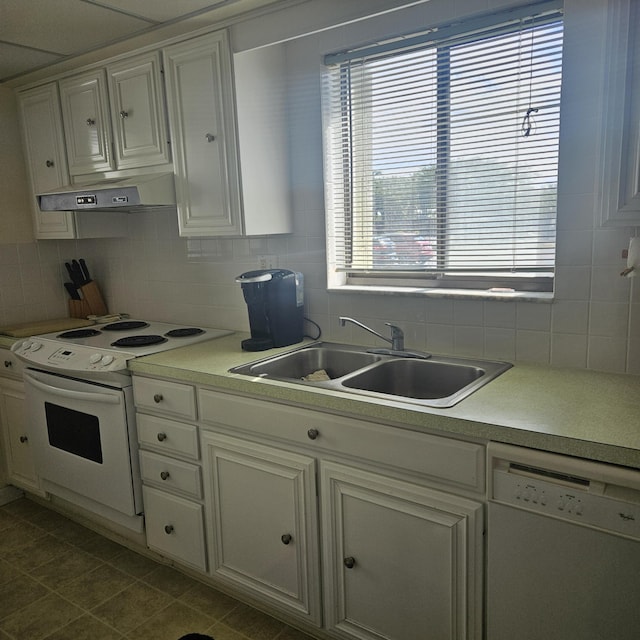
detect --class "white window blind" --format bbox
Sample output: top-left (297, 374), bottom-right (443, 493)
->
top-left (323, 1), bottom-right (563, 290)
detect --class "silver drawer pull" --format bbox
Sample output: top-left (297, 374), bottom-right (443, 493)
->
top-left (205, 133), bottom-right (215, 142)
top-left (307, 428), bottom-right (319, 440)
top-left (281, 533), bottom-right (292, 545)
top-left (4, 360), bottom-right (11, 368)
top-left (164, 524), bottom-right (174, 534)
top-left (19, 435), bottom-right (28, 443)
top-left (343, 556), bottom-right (356, 569)
top-left (160, 471), bottom-right (170, 481)
top-left (153, 393), bottom-right (163, 403)
top-left (86, 118), bottom-right (96, 126)
top-left (45, 160), bottom-right (54, 167)
top-left (157, 432), bottom-right (167, 442)
top-left (120, 110), bottom-right (129, 118)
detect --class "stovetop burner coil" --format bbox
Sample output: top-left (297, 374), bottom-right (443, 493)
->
top-left (111, 335), bottom-right (168, 348)
top-left (164, 328), bottom-right (205, 338)
top-left (57, 329), bottom-right (102, 339)
top-left (102, 321), bottom-right (150, 331)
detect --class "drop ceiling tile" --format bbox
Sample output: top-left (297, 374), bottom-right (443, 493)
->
top-left (92, 0), bottom-right (235, 23)
top-left (0, 43), bottom-right (63, 81)
top-left (0, 0), bottom-right (153, 55)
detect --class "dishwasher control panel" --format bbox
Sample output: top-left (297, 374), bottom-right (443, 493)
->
top-left (489, 442), bottom-right (640, 540)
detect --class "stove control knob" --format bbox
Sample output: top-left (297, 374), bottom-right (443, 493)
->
top-left (89, 353), bottom-right (103, 364)
top-left (30, 341), bottom-right (43, 352)
top-left (102, 355), bottom-right (115, 366)
top-left (22, 341), bottom-right (33, 350)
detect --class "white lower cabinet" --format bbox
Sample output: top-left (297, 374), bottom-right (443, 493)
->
top-left (0, 350), bottom-right (41, 494)
top-left (321, 462), bottom-right (483, 640)
top-left (142, 485), bottom-right (206, 571)
top-left (134, 377), bottom-right (206, 571)
top-left (200, 431), bottom-right (321, 625)
top-left (134, 376), bottom-right (485, 638)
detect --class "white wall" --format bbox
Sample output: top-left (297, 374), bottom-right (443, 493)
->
top-left (0, 0), bottom-right (639, 374)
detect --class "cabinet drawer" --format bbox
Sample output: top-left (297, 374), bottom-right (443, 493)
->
top-left (137, 413), bottom-right (199, 459)
top-left (199, 389), bottom-right (485, 492)
top-left (140, 450), bottom-right (202, 499)
top-left (133, 376), bottom-right (196, 420)
top-left (0, 350), bottom-right (24, 380)
top-left (143, 485), bottom-right (207, 572)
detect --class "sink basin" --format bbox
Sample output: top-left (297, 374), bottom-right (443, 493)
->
top-left (229, 342), bottom-right (512, 408)
top-left (230, 345), bottom-right (381, 380)
top-left (342, 358), bottom-right (495, 401)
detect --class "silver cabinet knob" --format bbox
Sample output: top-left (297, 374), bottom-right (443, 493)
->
top-left (19, 435), bottom-right (28, 443)
top-left (307, 428), bottom-right (319, 440)
top-left (120, 110), bottom-right (129, 118)
top-left (86, 118), bottom-right (96, 126)
top-left (45, 160), bottom-right (54, 167)
top-left (164, 524), bottom-right (174, 534)
top-left (4, 360), bottom-right (11, 368)
top-left (281, 534), bottom-right (292, 545)
top-left (343, 556), bottom-right (356, 569)
top-left (205, 133), bottom-right (216, 142)
top-left (153, 393), bottom-right (163, 403)
top-left (157, 432), bottom-right (167, 442)
top-left (160, 471), bottom-right (170, 481)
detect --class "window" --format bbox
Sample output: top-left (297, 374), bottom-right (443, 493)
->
top-left (323, 1), bottom-right (563, 293)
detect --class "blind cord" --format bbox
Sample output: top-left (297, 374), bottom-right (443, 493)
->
top-left (522, 18), bottom-right (538, 137)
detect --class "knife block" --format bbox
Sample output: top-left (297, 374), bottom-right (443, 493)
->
top-left (69, 281), bottom-right (108, 318)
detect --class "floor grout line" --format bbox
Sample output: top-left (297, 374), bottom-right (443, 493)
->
top-left (1, 499), bottom-right (315, 640)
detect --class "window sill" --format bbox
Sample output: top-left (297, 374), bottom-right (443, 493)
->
top-left (328, 284), bottom-right (554, 303)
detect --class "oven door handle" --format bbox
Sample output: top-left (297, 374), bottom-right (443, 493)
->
top-left (24, 372), bottom-right (121, 405)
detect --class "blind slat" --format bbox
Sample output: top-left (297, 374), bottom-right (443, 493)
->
top-left (323, 8), bottom-right (563, 281)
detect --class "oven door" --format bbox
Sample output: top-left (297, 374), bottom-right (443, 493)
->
top-left (23, 368), bottom-right (141, 517)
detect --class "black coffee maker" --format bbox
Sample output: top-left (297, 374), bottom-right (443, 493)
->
top-left (235, 269), bottom-right (304, 351)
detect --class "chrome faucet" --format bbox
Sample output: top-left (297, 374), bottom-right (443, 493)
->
top-left (339, 316), bottom-right (405, 351)
top-left (339, 316), bottom-right (430, 358)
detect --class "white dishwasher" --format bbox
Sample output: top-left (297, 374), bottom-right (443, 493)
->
top-left (487, 442), bottom-right (640, 640)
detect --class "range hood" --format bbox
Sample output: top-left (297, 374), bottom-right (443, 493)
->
top-left (37, 173), bottom-right (176, 212)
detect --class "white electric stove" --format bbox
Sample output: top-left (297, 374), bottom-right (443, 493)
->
top-left (12, 319), bottom-right (231, 384)
top-left (10, 319), bottom-right (232, 532)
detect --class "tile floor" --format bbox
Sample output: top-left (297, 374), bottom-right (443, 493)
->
top-left (0, 497), bottom-right (315, 640)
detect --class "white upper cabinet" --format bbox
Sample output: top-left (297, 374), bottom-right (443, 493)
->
top-left (59, 52), bottom-right (170, 178)
top-left (18, 82), bottom-right (128, 240)
top-left (17, 83), bottom-right (76, 239)
top-left (16, 27), bottom-right (292, 238)
top-left (163, 30), bottom-right (243, 236)
top-left (596, 0), bottom-right (640, 226)
top-left (163, 30), bottom-right (292, 237)
top-left (59, 69), bottom-right (114, 176)
top-left (234, 44), bottom-right (292, 236)
top-left (107, 51), bottom-right (171, 170)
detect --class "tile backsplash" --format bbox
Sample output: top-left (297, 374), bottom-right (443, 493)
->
top-left (1, 209), bottom-right (638, 374)
top-left (0, 0), bottom-right (639, 375)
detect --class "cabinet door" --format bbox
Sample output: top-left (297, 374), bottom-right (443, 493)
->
top-left (163, 30), bottom-right (242, 236)
top-left (201, 431), bottom-right (321, 625)
top-left (17, 84), bottom-right (76, 239)
top-left (0, 378), bottom-right (40, 494)
top-left (321, 462), bottom-right (483, 640)
top-left (107, 52), bottom-right (170, 170)
top-left (143, 485), bottom-right (207, 571)
top-left (233, 45), bottom-right (292, 235)
top-left (59, 69), bottom-right (114, 176)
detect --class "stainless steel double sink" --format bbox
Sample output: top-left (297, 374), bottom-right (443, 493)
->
top-left (230, 342), bottom-right (512, 408)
